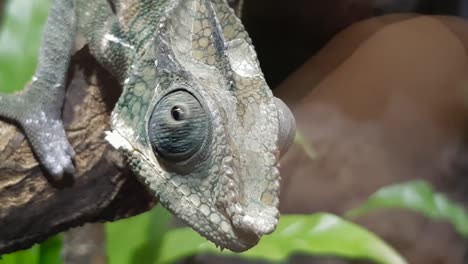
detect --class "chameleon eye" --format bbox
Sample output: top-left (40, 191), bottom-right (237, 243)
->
top-left (148, 90), bottom-right (209, 162)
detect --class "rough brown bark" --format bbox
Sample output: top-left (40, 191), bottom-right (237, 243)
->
top-left (0, 49), bottom-right (157, 255)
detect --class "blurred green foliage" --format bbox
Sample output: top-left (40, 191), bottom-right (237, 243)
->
top-left (0, 236), bottom-right (63, 264)
top-left (106, 206), bottom-right (173, 264)
top-left (347, 180), bottom-right (468, 238)
top-left (153, 213), bottom-right (407, 264)
top-left (106, 205), bottom-right (409, 264)
top-left (0, 0), bottom-right (50, 93)
top-left (294, 131), bottom-right (318, 160)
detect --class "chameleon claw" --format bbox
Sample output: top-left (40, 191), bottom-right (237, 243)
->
top-left (65, 143), bottom-right (76, 158)
top-left (42, 146), bottom-right (76, 180)
top-left (62, 155), bottom-right (76, 175)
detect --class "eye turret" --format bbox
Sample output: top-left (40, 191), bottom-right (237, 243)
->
top-left (148, 89), bottom-right (209, 162)
top-left (275, 97), bottom-right (296, 157)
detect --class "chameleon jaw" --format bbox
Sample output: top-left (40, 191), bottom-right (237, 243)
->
top-left (222, 174), bottom-right (280, 237)
top-left (215, 153), bottom-right (281, 248)
top-left (229, 202), bottom-right (279, 236)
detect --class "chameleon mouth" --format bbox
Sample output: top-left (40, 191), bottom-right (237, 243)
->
top-left (221, 167), bottom-right (280, 249)
top-left (221, 198), bottom-right (279, 251)
top-left (231, 203), bottom-right (279, 235)
top-left (215, 142), bottom-right (281, 250)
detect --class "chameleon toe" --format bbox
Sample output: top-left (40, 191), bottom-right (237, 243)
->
top-left (42, 147), bottom-right (76, 179)
top-left (60, 152), bottom-right (76, 175)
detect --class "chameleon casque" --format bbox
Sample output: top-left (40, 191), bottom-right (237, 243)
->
top-left (0, 0), bottom-right (296, 252)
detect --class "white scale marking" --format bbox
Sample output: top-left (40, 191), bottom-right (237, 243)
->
top-left (103, 33), bottom-right (135, 50)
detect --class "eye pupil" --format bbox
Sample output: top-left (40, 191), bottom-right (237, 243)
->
top-left (171, 106), bottom-right (184, 121)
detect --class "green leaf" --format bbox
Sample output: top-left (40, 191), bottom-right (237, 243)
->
top-left (294, 130), bottom-right (318, 160)
top-left (39, 235), bottom-right (63, 264)
top-left (0, 235), bottom-right (62, 264)
top-left (0, 0), bottom-right (51, 93)
top-left (106, 205), bottom-right (173, 264)
top-left (155, 213), bottom-right (407, 264)
top-left (0, 244), bottom-right (40, 264)
top-left (346, 180), bottom-right (468, 237)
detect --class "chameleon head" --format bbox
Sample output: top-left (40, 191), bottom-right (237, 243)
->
top-left (106, 0), bottom-right (295, 252)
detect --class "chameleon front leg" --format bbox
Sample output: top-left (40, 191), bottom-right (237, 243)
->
top-left (0, 0), bottom-right (76, 178)
top-left (75, 1), bottom-right (137, 82)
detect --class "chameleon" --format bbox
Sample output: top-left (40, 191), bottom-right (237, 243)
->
top-left (0, 0), bottom-right (296, 252)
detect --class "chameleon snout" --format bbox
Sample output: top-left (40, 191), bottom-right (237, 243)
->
top-left (231, 202), bottom-right (279, 236)
top-left (218, 144), bottom-right (281, 248)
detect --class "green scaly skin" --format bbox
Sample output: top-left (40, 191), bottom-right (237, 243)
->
top-left (0, 0), bottom-right (296, 252)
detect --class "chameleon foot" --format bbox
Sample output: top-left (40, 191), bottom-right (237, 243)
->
top-left (22, 113), bottom-right (76, 178)
top-left (0, 83), bottom-right (75, 179)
